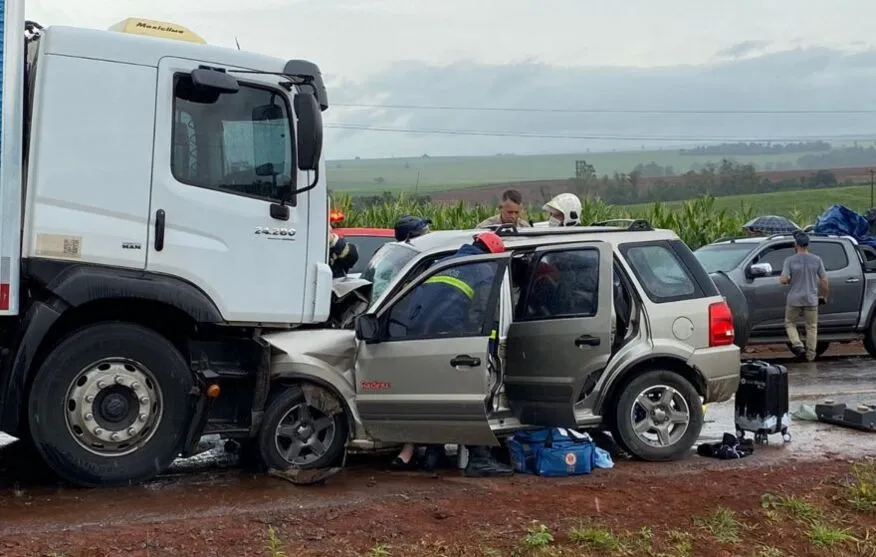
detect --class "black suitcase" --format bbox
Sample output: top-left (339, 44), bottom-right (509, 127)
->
top-left (734, 360), bottom-right (791, 444)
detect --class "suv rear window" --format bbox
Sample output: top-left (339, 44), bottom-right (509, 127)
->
top-left (620, 241), bottom-right (706, 303)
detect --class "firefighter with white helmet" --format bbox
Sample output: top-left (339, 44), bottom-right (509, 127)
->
top-left (543, 193), bottom-right (583, 227)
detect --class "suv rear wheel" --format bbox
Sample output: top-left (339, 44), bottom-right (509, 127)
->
top-left (612, 369), bottom-right (704, 462)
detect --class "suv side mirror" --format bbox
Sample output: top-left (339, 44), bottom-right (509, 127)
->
top-left (748, 262), bottom-right (773, 278)
top-left (355, 314), bottom-right (380, 343)
top-left (294, 92), bottom-right (323, 172)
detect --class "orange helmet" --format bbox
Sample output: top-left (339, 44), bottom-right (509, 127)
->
top-left (329, 209), bottom-right (345, 226)
top-left (473, 231), bottom-right (505, 254)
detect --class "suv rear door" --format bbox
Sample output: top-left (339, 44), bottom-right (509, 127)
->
top-left (504, 241), bottom-right (614, 427)
top-left (354, 252), bottom-right (509, 445)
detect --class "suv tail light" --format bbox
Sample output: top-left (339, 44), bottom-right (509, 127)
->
top-left (709, 301), bottom-right (735, 347)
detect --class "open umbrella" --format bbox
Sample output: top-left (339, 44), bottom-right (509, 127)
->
top-left (743, 215), bottom-right (801, 236)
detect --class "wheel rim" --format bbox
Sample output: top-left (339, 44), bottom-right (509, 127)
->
top-left (65, 358), bottom-right (163, 457)
top-left (274, 402), bottom-right (337, 466)
top-left (629, 384), bottom-right (690, 448)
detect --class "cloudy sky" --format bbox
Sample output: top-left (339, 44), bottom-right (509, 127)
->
top-left (26, 0), bottom-right (876, 159)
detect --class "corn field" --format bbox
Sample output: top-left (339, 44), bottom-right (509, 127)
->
top-left (331, 193), bottom-right (809, 249)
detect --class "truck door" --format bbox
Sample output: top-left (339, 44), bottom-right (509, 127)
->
top-left (747, 242), bottom-right (794, 335)
top-left (354, 253), bottom-right (509, 446)
top-left (504, 241), bottom-right (614, 427)
top-left (147, 58), bottom-right (311, 323)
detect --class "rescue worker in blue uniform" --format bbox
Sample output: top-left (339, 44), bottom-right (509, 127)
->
top-left (404, 231), bottom-right (514, 477)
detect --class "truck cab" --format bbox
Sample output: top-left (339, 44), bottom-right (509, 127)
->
top-left (0, 10), bottom-right (333, 487)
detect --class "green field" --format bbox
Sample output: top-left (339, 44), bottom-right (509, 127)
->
top-left (623, 183), bottom-right (875, 223)
top-left (325, 147), bottom-right (860, 193)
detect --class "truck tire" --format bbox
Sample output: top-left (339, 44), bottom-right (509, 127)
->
top-left (257, 385), bottom-right (348, 470)
top-left (613, 369), bottom-right (704, 462)
top-left (27, 322), bottom-right (193, 487)
top-left (709, 271), bottom-right (750, 348)
top-left (865, 319), bottom-right (876, 358)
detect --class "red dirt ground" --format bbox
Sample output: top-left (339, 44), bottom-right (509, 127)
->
top-left (1, 458), bottom-right (874, 557)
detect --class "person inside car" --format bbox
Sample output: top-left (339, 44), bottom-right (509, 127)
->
top-left (396, 232), bottom-right (514, 477)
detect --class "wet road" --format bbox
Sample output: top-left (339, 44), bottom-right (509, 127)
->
top-left (0, 354), bottom-right (873, 536)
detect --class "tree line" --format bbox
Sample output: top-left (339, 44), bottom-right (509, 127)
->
top-left (573, 159), bottom-right (843, 205)
top-left (678, 141), bottom-right (831, 156)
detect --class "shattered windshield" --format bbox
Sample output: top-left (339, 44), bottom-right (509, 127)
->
top-left (360, 243), bottom-right (419, 301)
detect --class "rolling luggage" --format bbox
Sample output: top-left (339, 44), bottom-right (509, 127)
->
top-left (734, 360), bottom-right (792, 444)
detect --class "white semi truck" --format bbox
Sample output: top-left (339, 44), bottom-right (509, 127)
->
top-left (0, 2), bottom-right (335, 487)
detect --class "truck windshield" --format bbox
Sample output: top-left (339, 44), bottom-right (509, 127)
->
top-left (361, 243), bottom-right (419, 300)
top-left (693, 243), bottom-right (757, 273)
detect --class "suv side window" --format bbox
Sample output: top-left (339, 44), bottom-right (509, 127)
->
top-left (621, 242), bottom-right (699, 303)
top-left (383, 259), bottom-right (502, 341)
top-left (810, 242), bottom-right (849, 271)
top-left (518, 248), bottom-right (600, 321)
top-left (171, 75), bottom-right (295, 203)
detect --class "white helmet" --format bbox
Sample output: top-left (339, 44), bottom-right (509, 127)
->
top-left (543, 193), bottom-right (582, 227)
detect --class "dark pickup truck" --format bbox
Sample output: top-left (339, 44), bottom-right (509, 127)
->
top-left (694, 233), bottom-right (876, 358)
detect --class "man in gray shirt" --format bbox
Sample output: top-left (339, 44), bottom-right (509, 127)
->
top-left (780, 232), bottom-right (829, 361)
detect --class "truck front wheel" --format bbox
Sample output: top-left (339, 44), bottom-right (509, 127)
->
top-left (28, 322), bottom-right (193, 487)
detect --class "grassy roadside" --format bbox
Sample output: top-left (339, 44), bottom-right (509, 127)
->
top-left (261, 460), bottom-right (876, 557)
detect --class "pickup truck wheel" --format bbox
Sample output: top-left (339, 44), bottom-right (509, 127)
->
top-left (865, 321), bottom-right (876, 358)
top-left (27, 323), bottom-right (193, 487)
top-left (258, 386), bottom-right (348, 470)
top-left (613, 370), bottom-right (704, 462)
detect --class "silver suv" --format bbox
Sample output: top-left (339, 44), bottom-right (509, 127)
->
top-left (258, 221), bottom-right (741, 471)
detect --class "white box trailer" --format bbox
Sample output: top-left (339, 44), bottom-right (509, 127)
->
top-left (0, 2), bottom-right (336, 488)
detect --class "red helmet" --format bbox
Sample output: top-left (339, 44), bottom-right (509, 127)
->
top-left (473, 231), bottom-right (505, 254)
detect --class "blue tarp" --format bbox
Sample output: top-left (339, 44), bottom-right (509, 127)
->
top-left (813, 204), bottom-right (876, 248)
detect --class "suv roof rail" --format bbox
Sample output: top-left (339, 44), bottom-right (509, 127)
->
top-left (490, 219), bottom-right (654, 238)
top-left (714, 235), bottom-right (750, 243)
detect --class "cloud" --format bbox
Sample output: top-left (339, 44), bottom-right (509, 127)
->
top-left (324, 47), bottom-right (876, 159)
top-left (715, 40), bottom-right (772, 59)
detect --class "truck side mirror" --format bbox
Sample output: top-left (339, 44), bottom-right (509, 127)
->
top-left (747, 262), bottom-right (773, 278)
top-left (355, 314), bottom-right (380, 343)
top-left (294, 92), bottom-right (323, 172)
top-left (190, 68), bottom-right (239, 94)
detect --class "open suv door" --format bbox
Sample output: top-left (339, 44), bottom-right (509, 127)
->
top-left (353, 252), bottom-right (510, 445)
top-left (504, 241), bottom-right (614, 427)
